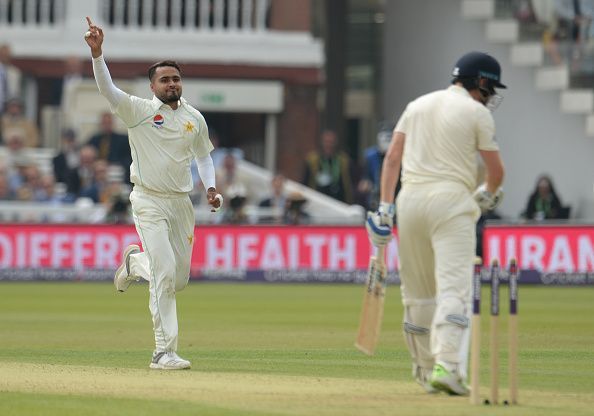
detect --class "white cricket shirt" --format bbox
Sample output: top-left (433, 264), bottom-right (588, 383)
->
top-left (395, 85), bottom-right (499, 192)
top-left (114, 95), bottom-right (213, 194)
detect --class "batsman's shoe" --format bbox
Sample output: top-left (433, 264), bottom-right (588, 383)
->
top-left (414, 366), bottom-right (439, 394)
top-left (149, 351), bottom-right (191, 370)
top-left (114, 244), bottom-right (140, 292)
top-left (430, 364), bottom-right (469, 396)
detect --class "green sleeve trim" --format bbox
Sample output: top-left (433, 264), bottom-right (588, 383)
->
top-left (129, 113), bottom-right (156, 129)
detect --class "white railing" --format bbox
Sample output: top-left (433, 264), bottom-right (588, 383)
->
top-left (234, 159), bottom-right (366, 225)
top-left (0, 0), bottom-right (270, 31)
top-left (0, 201), bottom-right (108, 223)
top-left (0, 0), bottom-right (65, 25)
top-left (0, 200), bottom-right (365, 225)
top-left (0, 0), bottom-right (322, 67)
top-left (98, 0), bottom-right (270, 31)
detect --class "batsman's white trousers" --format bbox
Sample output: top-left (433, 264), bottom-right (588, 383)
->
top-left (127, 186), bottom-right (195, 353)
top-left (396, 182), bottom-right (480, 369)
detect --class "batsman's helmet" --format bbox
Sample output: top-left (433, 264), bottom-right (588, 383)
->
top-left (452, 52), bottom-right (506, 91)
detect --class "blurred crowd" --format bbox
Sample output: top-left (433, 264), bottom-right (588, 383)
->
top-left (509, 0), bottom-right (594, 68)
top-left (0, 43), bottom-right (132, 223)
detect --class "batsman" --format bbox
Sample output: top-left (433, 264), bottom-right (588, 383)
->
top-left (366, 52), bottom-right (506, 395)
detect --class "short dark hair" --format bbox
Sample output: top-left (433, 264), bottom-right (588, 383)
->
top-left (148, 60), bottom-right (181, 81)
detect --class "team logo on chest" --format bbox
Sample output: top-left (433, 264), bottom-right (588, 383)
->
top-left (152, 114), bottom-right (164, 128)
top-left (184, 121), bottom-right (195, 133)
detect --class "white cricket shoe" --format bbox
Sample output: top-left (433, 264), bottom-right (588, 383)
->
top-left (414, 365), bottom-right (439, 394)
top-left (114, 244), bottom-right (140, 292)
top-left (430, 363), bottom-right (469, 396)
top-left (149, 351), bottom-right (191, 370)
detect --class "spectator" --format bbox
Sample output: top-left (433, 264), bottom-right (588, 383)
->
top-left (2, 128), bottom-right (35, 193)
top-left (104, 191), bottom-right (131, 224)
top-left (14, 164), bottom-right (43, 201)
top-left (1, 98), bottom-right (39, 147)
top-left (36, 174), bottom-right (64, 204)
top-left (514, 0), bottom-right (537, 23)
top-left (3, 127), bottom-right (28, 162)
top-left (0, 165), bottom-right (14, 200)
top-left (223, 182), bottom-right (249, 224)
top-left (60, 56), bottom-right (84, 125)
top-left (86, 112), bottom-right (131, 180)
top-left (216, 152), bottom-right (248, 201)
top-left (103, 177), bottom-right (131, 224)
top-left (191, 130), bottom-right (243, 191)
top-left (53, 129), bottom-right (80, 184)
top-left (63, 145), bottom-right (97, 199)
top-left (258, 173), bottom-right (288, 224)
top-left (284, 191), bottom-right (310, 225)
top-left (79, 159), bottom-right (110, 203)
top-left (523, 174), bottom-right (567, 220)
top-left (210, 129), bottom-right (244, 169)
top-left (0, 44), bottom-right (22, 114)
top-left (541, 0), bottom-right (594, 65)
top-left (6, 156), bottom-right (35, 195)
top-left (303, 129), bottom-right (354, 203)
top-left (554, 0), bottom-right (593, 44)
top-left (357, 122), bottom-right (398, 210)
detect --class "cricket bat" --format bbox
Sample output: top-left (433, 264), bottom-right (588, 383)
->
top-left (355, 245), bottom-right (387, 356)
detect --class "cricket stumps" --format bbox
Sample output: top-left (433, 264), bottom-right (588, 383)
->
top-left (470, 257), bottom-right (519, 406)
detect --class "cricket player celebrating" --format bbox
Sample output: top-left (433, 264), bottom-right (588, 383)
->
top-left (85, 17), bottom-right (222, 370)
top-left (366, 52), bottom-right (506, 395)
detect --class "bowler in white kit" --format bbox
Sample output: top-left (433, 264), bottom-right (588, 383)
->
top-left (85, 17), bottom-right (223, 370)
top-left (366, 52), bottom-right (506, 395)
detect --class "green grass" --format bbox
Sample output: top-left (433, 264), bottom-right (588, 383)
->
top-left (0, 392), bottom-right (267, 416)
top-left (0, 282), bottom-right (593, 415)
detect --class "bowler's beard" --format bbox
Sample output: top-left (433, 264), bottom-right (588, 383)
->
top-left (160, 89), bottom-right (181, 103)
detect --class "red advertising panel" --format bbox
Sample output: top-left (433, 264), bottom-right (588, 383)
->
top-left (483, 225), bottom-right (594, 272)
top-left (0, 224), bottom-right (140, 269)
top-left (0, 225), bottom-right (401, 282)
top-left (483, 224), bottom-right (594, 285)
top-left (191, 226), bottom-right (399, 272)
top-left (2, 223), bottom-right (593, 285)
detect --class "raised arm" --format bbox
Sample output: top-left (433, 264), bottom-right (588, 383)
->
top-left (84, 16), bottom-right (126, 108)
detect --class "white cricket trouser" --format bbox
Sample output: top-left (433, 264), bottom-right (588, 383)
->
top-left (127, 186), bottom-right (195, 353)
top-left (396, 182), bottom-right (480, 371)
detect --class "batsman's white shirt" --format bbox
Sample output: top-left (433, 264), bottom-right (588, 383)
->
top-left (396, 85), bottom-right (499, 191)
top-left (394, 85), bottom-right (499, 374)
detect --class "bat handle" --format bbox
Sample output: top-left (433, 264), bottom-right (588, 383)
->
top-left (376, 245), bottom-right (386, 263)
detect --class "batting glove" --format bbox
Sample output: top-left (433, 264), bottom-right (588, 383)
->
top-left (366, 202), bottom-right (395, 247)
top-left (473, 184), bottom-right (503, 211)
